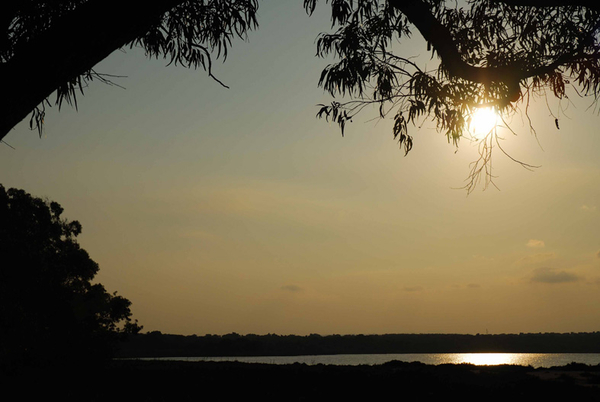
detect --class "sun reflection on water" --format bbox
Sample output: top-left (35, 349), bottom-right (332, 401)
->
top-left (456, 353), bottom-right (520, 366)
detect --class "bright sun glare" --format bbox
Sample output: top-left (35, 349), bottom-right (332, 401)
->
top-left (458, 353), bottom-right (518, 366)
top-left (469, 107), bottom-right (499, 139)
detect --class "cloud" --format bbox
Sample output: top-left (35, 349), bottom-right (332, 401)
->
top-left (403, 286), bottom-right (423, 292)
top-left (596, 250), bottom-right (600, 259)
top-left (581, 205), bottom-right (597, 212)
top-left (281, 285), bottom-right (303, 292)
top-left (518, 252), bottom-right (557, 265)
top-left (448, 283), bottom-right (480, 290)
top-left (531, 267), bottom-right (581, 284)
top-left (526, 239), bottom-right (545, 248)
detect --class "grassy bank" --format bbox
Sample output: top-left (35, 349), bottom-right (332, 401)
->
top-left (7, 360), bottom-right (600, 401)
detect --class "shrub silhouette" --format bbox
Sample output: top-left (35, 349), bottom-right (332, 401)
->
top-left (0, 185), bottom-right (141, 372)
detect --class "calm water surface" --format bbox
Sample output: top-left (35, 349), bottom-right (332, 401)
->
top-left (143, 353), bottom-right (600, 368)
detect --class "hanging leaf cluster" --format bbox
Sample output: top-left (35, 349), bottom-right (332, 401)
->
top-left (305, 0), bottom-right (600, 191)
top-left (2, 1), bottom-right (259, 135)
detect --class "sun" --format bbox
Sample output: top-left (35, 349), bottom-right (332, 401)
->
top-left (469, 107), bottom-right (499, 139)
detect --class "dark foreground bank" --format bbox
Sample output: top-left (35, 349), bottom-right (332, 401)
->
top-left (8, 360), bottom-right (600, 401)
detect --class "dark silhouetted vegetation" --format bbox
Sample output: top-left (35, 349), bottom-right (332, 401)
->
top-left (0, 185), bottom-right (141, 373)
top-left (8, 359), bottom-right (600, 401)
top-left (0, 0), bottom-right (259, 139)
top-left (117, 331), bottom-right (600, 358)
top-left (3, 1), bottom-right (600, 191)
top-left (307, 0), bottom-right (600, 191)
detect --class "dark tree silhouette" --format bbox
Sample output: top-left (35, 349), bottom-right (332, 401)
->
top-left (306, 0), bottom-right (600, 191)
top-left (0, 0), bottom-right (259, 139)
top-left (3, 1), bottom-right (600, 190)
top-left (0, 185), bottom-right (141, 373)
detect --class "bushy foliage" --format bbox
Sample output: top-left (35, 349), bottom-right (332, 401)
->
top-left (0, 185), bottom-right (141, 372)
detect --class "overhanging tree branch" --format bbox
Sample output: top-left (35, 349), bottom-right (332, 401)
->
top-left (4, 0), bottom-right (600, 195)
top-left (0, 0), bottom-right (187, 141)
top-left (491, 0), bottom-right (600, 11)
top-left (1, 0), bottom-right (259, 143)
top-left (389, 0), bottom-right (600, 97)
top-left (306, 0), bottom-right (600, 192)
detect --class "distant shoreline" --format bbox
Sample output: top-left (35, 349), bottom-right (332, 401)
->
top-left (121, 351), bottom-right (600, 369)
top-left (117, 331), bottom-right (600, 358)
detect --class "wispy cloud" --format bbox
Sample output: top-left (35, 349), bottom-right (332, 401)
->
top-left (531, 267), bottom-right (581, 284)
top-left (281, 284), bottom-right (303, 292)
top-left (449, 283), bottom-right (480, 290)
top-left (596, 250), bottom-right (600, 259)
top-left (403, 286), bottom-right (423, 292)
top-left (527, 239), bottom-right (545, 248)
top-left (518, 252), bottom-right (557, 265)
top-left (581, 205), bottom-right (597, 212)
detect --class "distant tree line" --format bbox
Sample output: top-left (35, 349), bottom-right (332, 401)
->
top-left (117, 332), bottom-right (600, 358)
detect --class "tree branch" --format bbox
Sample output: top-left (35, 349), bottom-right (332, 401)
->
top-left (0, 0), bottom-right (187, 142)
top-left (491, 0), bottom-right (600, 11)
top-left (389, 0), bottom-right (598, 97)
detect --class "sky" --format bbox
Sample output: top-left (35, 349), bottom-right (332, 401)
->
top-left (2, 2), bottom-right (600, 336)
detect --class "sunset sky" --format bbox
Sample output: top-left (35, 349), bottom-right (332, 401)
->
top-left (2, 2), bottom-right (599, 336)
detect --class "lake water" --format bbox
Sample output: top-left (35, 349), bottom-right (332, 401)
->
top-left (140, 353), bottom-right (600, 368)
